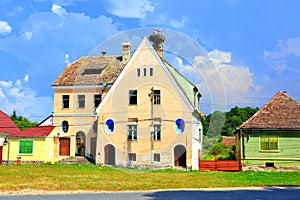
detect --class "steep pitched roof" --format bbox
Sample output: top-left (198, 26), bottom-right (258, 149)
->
top-left (239, 91), bottom-right (300, 130)
top-left (96, 36), bottom-right (199, 114)
top-left (0, 110), bottom-right (20, 134)
top-left (8, 126), bottom-right (55, 138)
top-left (52, 56), bottom-right (125, 86)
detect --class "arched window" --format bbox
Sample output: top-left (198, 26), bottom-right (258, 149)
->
top-left (174, 118), bottom-right (185, 134)
top-left (105, 119), bottom-right (114, 134)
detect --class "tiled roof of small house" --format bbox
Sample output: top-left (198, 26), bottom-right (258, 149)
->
top-left (52, 56), bottom-right (125, 86)
top-left (8, 126), bottom-right (55, 138)
top-left (222, 136), bottom-right (236, 146)
top-left (239, 91), bottom-right (300, 130)
top-left (0, 110), bottom-right (20, 134)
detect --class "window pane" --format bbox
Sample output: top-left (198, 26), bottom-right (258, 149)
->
top-left (94, 94), bottom-right (102, 107)
top-left (154, 125), bottom-right (161, 140)
top-left (150, 68), bottom-right (153, 76)
top-left (62, 95), bottom-right (70, 108)
top-left (154, 153), bottom-right (160, 162)
top-left (78, 95), bottom-right (85, 108)
top-left (129, 90), bottom-right (137, 105)
top-left (128, 125), bottom-right (137, 140)
top-left (19, 140), bottom-right (33, 154)
top-left (260, 137), bottom-right (278, 150)
top-left (137, 68), bottom-right (140, 77)
top-left (143, 68), bottom-right (147, 76)
top-left (128, 153), bottom-right (136, 161)
top-left (154, 90), bottom-right (161, 104)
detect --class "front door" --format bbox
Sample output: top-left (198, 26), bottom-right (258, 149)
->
top-left (104, 144), bottom-right (115, 165)
top-left (59, 138), bottom-right (70, 156)
top-left (174, 145), bottom-right (186, 167)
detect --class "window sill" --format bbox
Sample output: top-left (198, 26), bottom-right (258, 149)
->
top-left (259, 150), bottom-right (280, 153)
top-left (18, 154), bottom-right (33, 156)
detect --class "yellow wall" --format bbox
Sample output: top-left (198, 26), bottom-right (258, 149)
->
top-left (2, 137), bottom-right (55, 163)
top-left (52, 87), bottom-right (107, 160)
top-left (96, 40), bottom-right (195, 167)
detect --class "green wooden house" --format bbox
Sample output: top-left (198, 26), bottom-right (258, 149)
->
top-left (235, 91), bottom-right (300, 167)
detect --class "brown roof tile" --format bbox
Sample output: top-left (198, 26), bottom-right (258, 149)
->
top-left (239, 91), bottom-right (300, 130)
top-left (52, 56), bottom-right (125, 86)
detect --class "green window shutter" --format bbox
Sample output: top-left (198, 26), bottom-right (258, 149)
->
top-left (19, 140), bottom-right (33, 154)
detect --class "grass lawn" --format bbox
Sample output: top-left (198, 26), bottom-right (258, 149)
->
top-left (0, 164), bottom-right (299, 192)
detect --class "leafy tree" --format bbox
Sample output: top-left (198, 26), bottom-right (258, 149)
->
top-left (202, 106), bottom-right (259, 149)
top-left (10, 110), bottom-right (38, 130)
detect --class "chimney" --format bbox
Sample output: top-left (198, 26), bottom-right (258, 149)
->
top-left (149, 29), bottom-right (166, 57)
top-left (122, 41), bottom-right (131, 62)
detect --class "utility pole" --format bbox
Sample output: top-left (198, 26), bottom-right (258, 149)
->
top-left (149, 87), bottom-right (154, 169)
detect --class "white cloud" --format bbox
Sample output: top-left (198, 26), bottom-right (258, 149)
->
top-left (23, 74), bottom-right (29, 82)
top-left (51, 4), bottom-right (67, 17)
top-left (175, 49), bottom-right (260, 108)
top-left (264, 38), bottom-right (300, 59)
top-left (65, 53), bottom-right (70, 65)
top-left (0, 20), bottom-right (12, 35)
top-left (264, 38), bottom-right (300, 74)
top-left (104, 0), bottom-right (154, 19)
top-left (0, 78), bottom-right (53, 122)
top-left (25, 32), bottom-right (32, 40)
top-left (170, 16), bottom-right (187, 29)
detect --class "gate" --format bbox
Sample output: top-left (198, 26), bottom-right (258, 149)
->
top-left (199, 150), bottom-right (241, 171)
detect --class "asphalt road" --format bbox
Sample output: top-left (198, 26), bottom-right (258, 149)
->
top-left (1, 187), bottom-right (300, 200)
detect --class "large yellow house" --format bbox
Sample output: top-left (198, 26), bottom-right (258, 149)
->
top-left (95, 32), bottom-right (203, 169)
top-left (50, 30), bottom-right (202, 168)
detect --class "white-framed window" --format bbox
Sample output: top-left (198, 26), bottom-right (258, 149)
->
top-left (174, 118), bottom-right (185, 134)
top-left (154, 125), bottom-right (161, 141)
top-left (129, 90), bottom-right (137, 105)
top-left (105, 119), bottom-right (114, 134)
top-left (78, 94), bottom-right (85, 108)
top-left (62, 95), bottom-right (70, 108)
top-left (154, 153), bottom-right (160, 162)
top-left (153, 90), bottom-right (161, 104)
top-left (128, 125), bottom-right (137, 140)
top-left (260, 136), bottom-right (279, 151)
top-left (143, 68), bottom-right (147, 76)
top-left (19, 140), bottom-right (33, 154)
top-left (128, 153), bottom-right (136, 161)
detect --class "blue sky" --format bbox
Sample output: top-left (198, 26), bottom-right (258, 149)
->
top-left (0, 0), bottom-right (299, 122)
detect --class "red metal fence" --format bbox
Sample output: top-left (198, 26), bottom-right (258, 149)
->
top-left (199, 150), bottom-right (241, 171)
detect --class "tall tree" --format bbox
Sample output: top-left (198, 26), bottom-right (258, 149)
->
top-left (202, 106), bottom-right (259, 149)
top-left (10, 110), bottom-right (38, 130)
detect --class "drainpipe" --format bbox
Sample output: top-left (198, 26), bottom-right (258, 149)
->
top-left (241, 129), bottom-right (246, 160)
top-left (7, 138), bottom-right (10, 165)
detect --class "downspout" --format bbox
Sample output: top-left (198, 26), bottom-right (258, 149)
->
top-left (7, 138), bottom-right (10, 165)
top-left (240, 129), bottom-right (246, 160)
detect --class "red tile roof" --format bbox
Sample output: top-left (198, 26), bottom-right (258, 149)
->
top-left (239, 91), bottom-right (300, 130)
top-left (0, 110), bottom-right (20, 134)
top-left (222, 136), bottom-right (236, 146)
top-left (52, 56), bottom-right (125, 86)
top-left (8, 126), bottom-right (55, 137)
